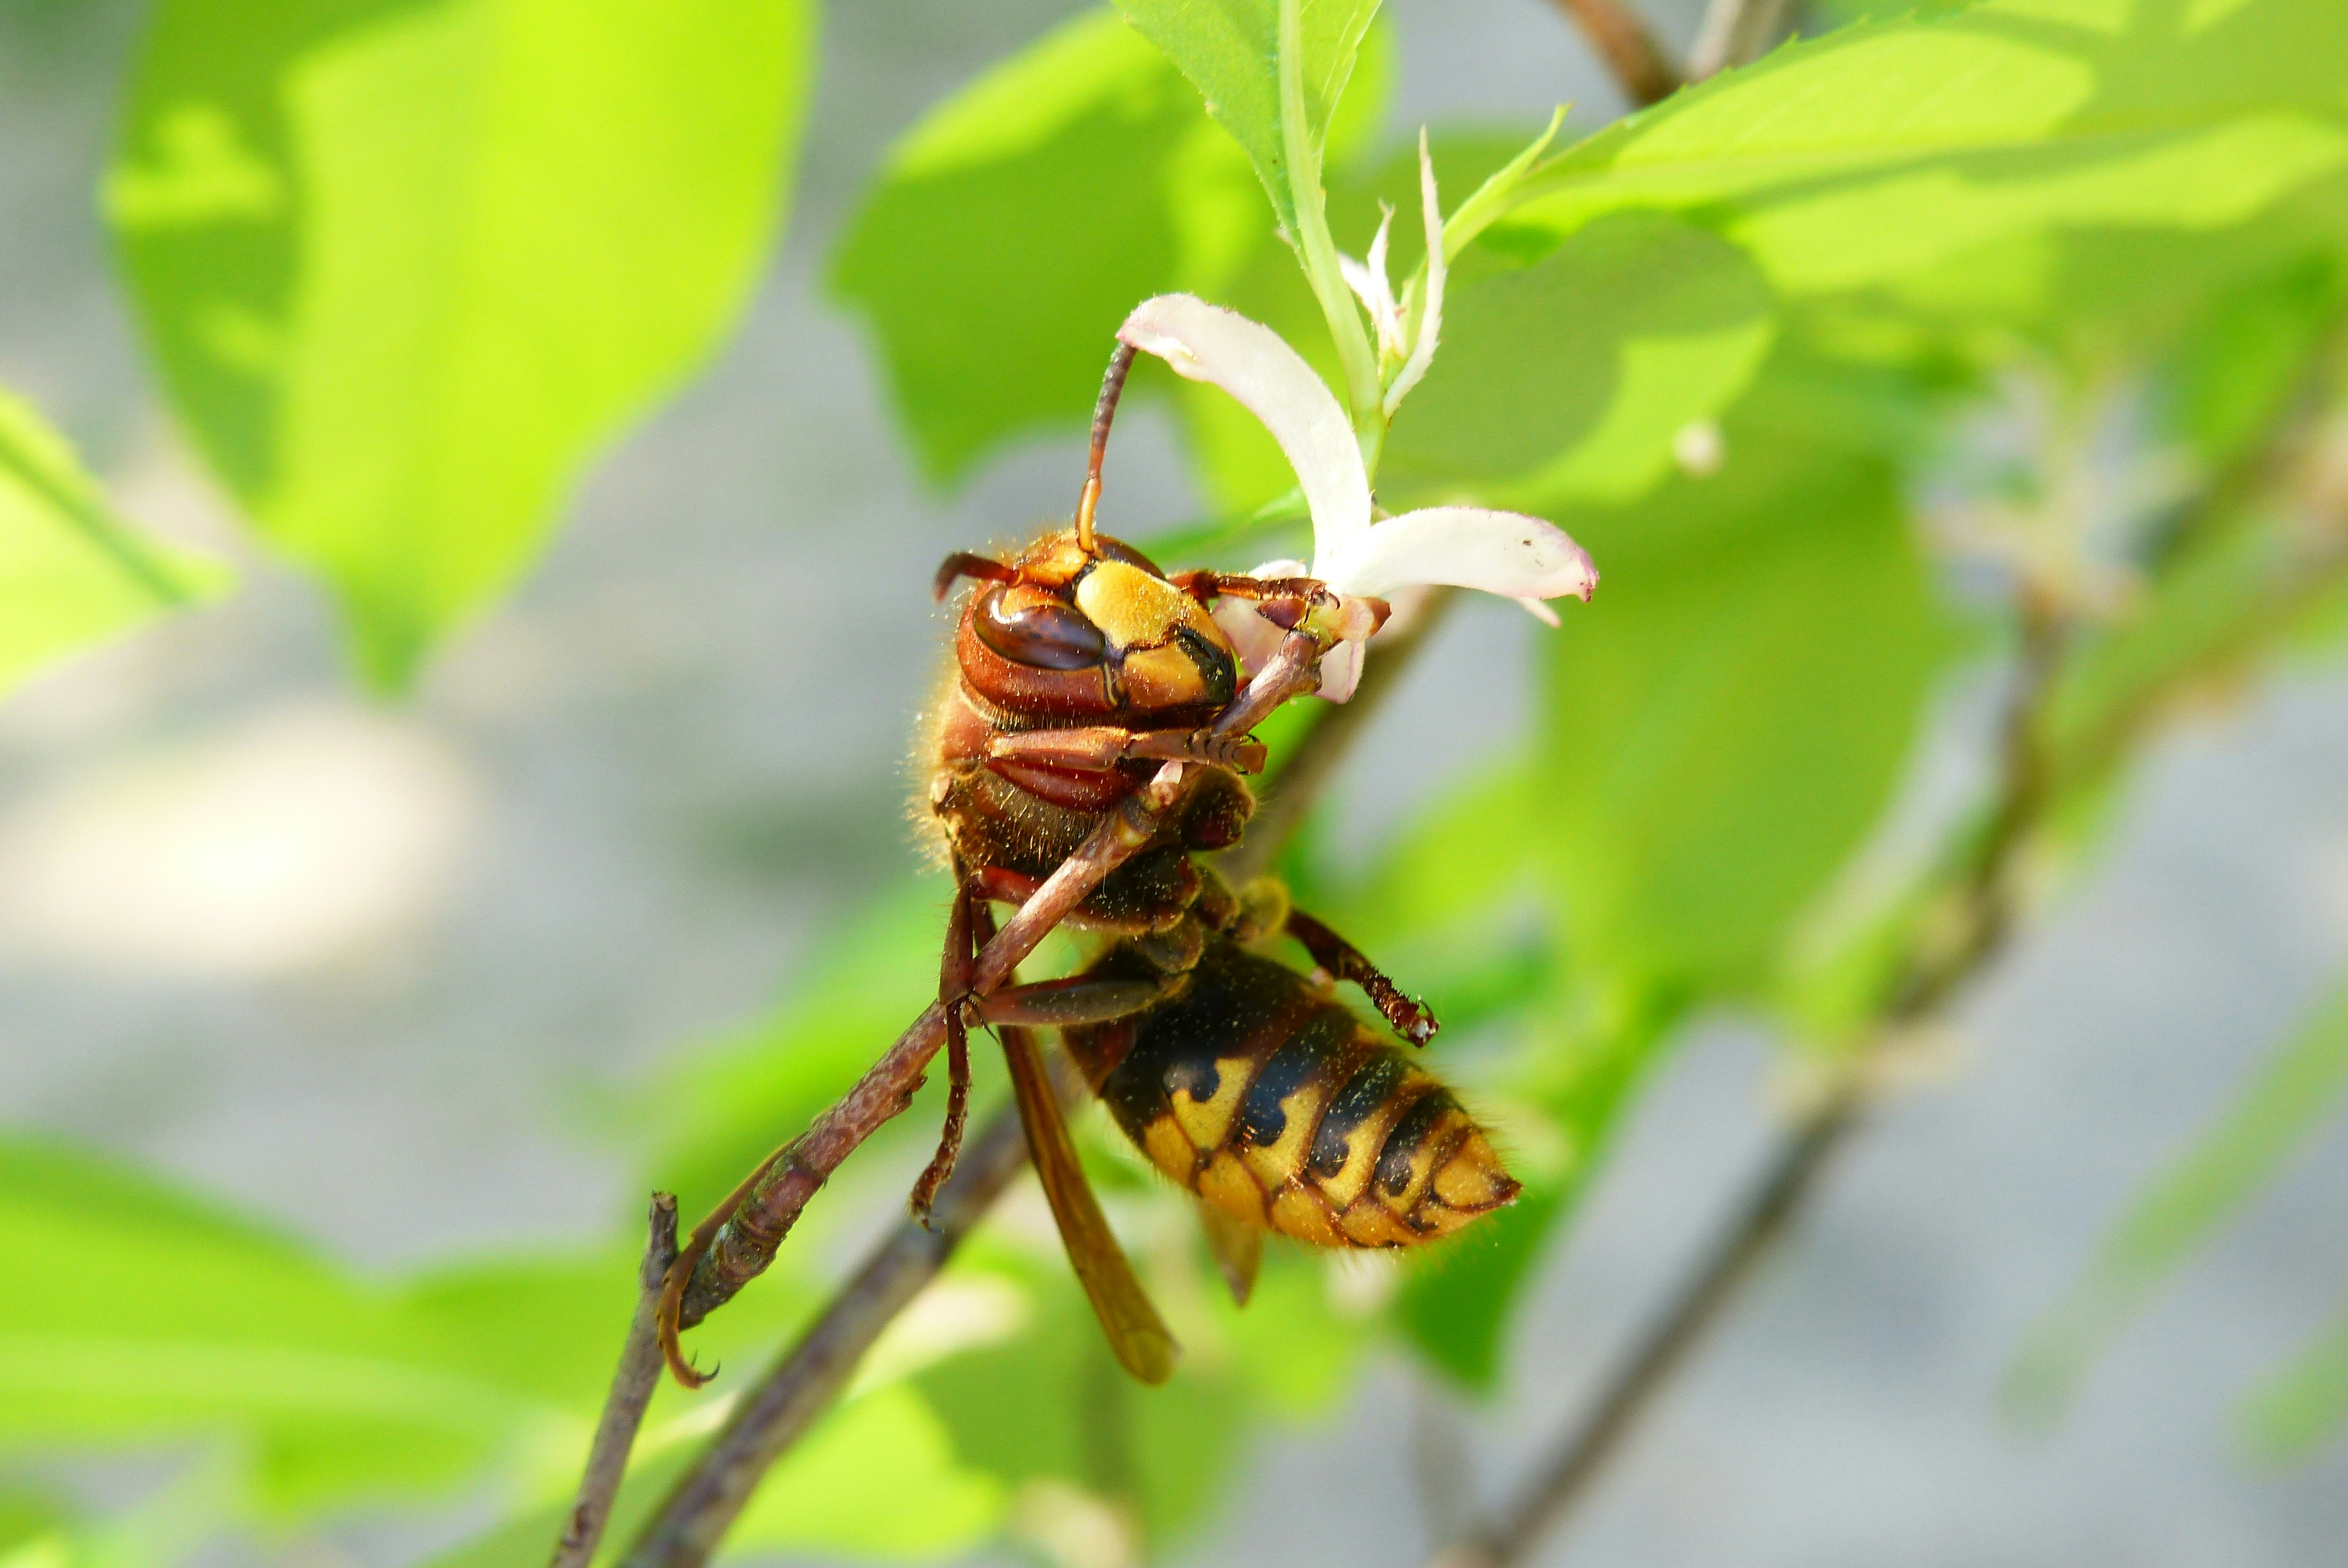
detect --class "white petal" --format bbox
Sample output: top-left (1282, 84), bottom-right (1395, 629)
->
top-left (1210, 598), bottom-right (1288, 678)
top-left (1365, 207), bottom-right (1402, 358)
top-left (1320, 506), bottom-right (1597, 605)
top-left (1315, 637), bottom-right (1366, 702)
top-left (1244, 557), bottom-right (1312, 579)
top-left (1118, 295), bottom-right (1372, 567)
top-left (1384, 130), bottom-right (1448, 418)
top-left (1340, 251), bottom-right (1383, 322)
top-left (1365, 206), bottom-right (1394, 307)
top-left (1514, 594), bottom-right (1561, 627)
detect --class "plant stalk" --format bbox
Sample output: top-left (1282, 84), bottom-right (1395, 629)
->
top-left (1278, 0), bottom-right (1384, 434)
top-left (548, 1194), bottom-right (679, 1568)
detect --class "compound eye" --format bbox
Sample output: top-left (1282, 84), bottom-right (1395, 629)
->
top-left (976, 585), bottom-right (1108, 670)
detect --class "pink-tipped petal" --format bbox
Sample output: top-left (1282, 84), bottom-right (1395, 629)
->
top-left (1119, 295), bottom-right (1372, 564)
top-left (1315, 637), bottom-right (1366, 702)
top-left (1210, 598), bottom-right (1288, 678)
top-left (1322, 506), bottom-right (1597, 606)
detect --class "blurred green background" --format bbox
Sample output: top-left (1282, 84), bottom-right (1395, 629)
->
top-left (4, 0), bottom-right (2348, 1564)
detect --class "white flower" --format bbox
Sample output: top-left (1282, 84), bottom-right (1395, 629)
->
top-left (1116, 292), bottom-right (1597, 703)
top-left (1338, 129), bottom-right (1448, 420)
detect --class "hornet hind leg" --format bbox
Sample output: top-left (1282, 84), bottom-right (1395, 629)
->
top-left (1281, 905), bottom-right (1439, 1045)
top-left (909, 881), bottom-right (978, 1223)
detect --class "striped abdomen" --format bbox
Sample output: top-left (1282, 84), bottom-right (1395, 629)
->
top-left (1064, 940), bottom-right (1518, 1246)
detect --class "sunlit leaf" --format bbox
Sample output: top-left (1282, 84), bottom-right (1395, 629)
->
top-left (1113, 0), bottom-right (1382, 236)
top-left (1393, 353), bottom-right (1969, 1387)
top-left (109, 0), bottom-right (819, 687)
top-left (1533, 360), bottom-right (1967, 992)
top-left (2007, 973), bottom-right (2348, 1425)
top-left (0, 1486), bottom-right (69, 1557)
top-left (915, 1242), bottom-right (1246, 1553)
top-left (1382, 211), bottom-right (1776, 509)
top-left (0, 1134), bottom-right (548, 1514)
top-left (731, 1383), bottom-right (1004, 1557)
top-left (833, 8), bottom-right (1264, 486)
top-left (424, 1378), bottom-right (1001, 1568)
top-left (2162, 251), bottom-right (2342, 465)
top-left (832, 5), bottom-right (1393, 495)
top-left (1492, 0), bottom-right (2348, 302)
top-left (0, 384), bottom-right (230, 699)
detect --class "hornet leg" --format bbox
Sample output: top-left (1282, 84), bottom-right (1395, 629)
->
top-left (974, 972), bottom-right (1176, 1028)
top-left (1284, 907), bottom-right (1439, 1046)
top-left (909, 882), bottom-right (977, 1223)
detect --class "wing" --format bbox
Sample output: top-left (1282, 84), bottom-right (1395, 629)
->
top-left (999, 1024), bottom-right (1179, 1383)
top-left (1196, 1198), bottom-right (1264, 1307)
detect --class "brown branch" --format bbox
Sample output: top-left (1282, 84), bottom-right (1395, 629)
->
top-left (620, 1076), bottom-right (1046, 1568)
top-left (1541, 0), bottom-right (1682, 108)
top-left (549, 1194), bottom-right (679, 1568)
top-left (615, 612), bottom-right (1462, 1568)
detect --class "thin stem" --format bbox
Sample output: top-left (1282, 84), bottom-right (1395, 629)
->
top-left (618, 613), bottom-right (1460, 1568)
top-left (1278, 0), bottom-right (1384, 432)
top-left (549, 1194), bottom-right (679, 1568)
top-left (1455, 1102), bottom-right (1858, 1568)
top-left (621, 1094), bottom-right (1042, 1568)
top-left (1541, 0), bottom-right (1682, 109)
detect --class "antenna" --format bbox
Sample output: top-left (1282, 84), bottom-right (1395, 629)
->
top-left (1074, 340), bottom-right (1135, 554)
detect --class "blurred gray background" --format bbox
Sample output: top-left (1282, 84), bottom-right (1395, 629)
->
top-left (2, 0), bottom-right (2345, 1562)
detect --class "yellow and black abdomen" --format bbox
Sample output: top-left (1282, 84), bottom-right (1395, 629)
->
top-left (1064, 940), bottom-right (1518, 1246)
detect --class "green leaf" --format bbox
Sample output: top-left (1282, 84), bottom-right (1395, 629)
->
top-left (1303, 760), bottom-right (1552, 1037)
top-left (1490, 0), bottom-right (2348, 302)
top-left (423, 1377), bottom-right (994, 1568)
top-left (0, 1486), bottom-right (70, 1557)
top-left (1534, 363), bottom-right (1967, 992)
top-left (2241, 1293), bottom-right (2348, 1461)
top-left (2164, 253), bottom-right (2343, 465)
top-left (2008, 974), bottom-right (2348, 1425)
top-left (109, 0), bottom-right (819, 687)
top-left (1397, 355), bottom-right (1969, 1387)
top-left (1382, 211), bottom-right (1777, 508)
top-left (915, 1243), bottom-right (1250, 1552)
top-left (730, 1383), bottom-right (1004, 1557)
top-left (1168, 131), bottom-right (1520, 515)
top-left (0, 384), bottom-right (231, 700)
top-left (1112, 0), bottom-right (1381, 237)
top-left (832, 8), bottom-right (1263, 485)
top-left (832, 5), bottom-right (1398, 494)
top-left (0, 1133), bottom-right (549, 1515)
top-left (1396, 1177), bottom-right (1566, 1390)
